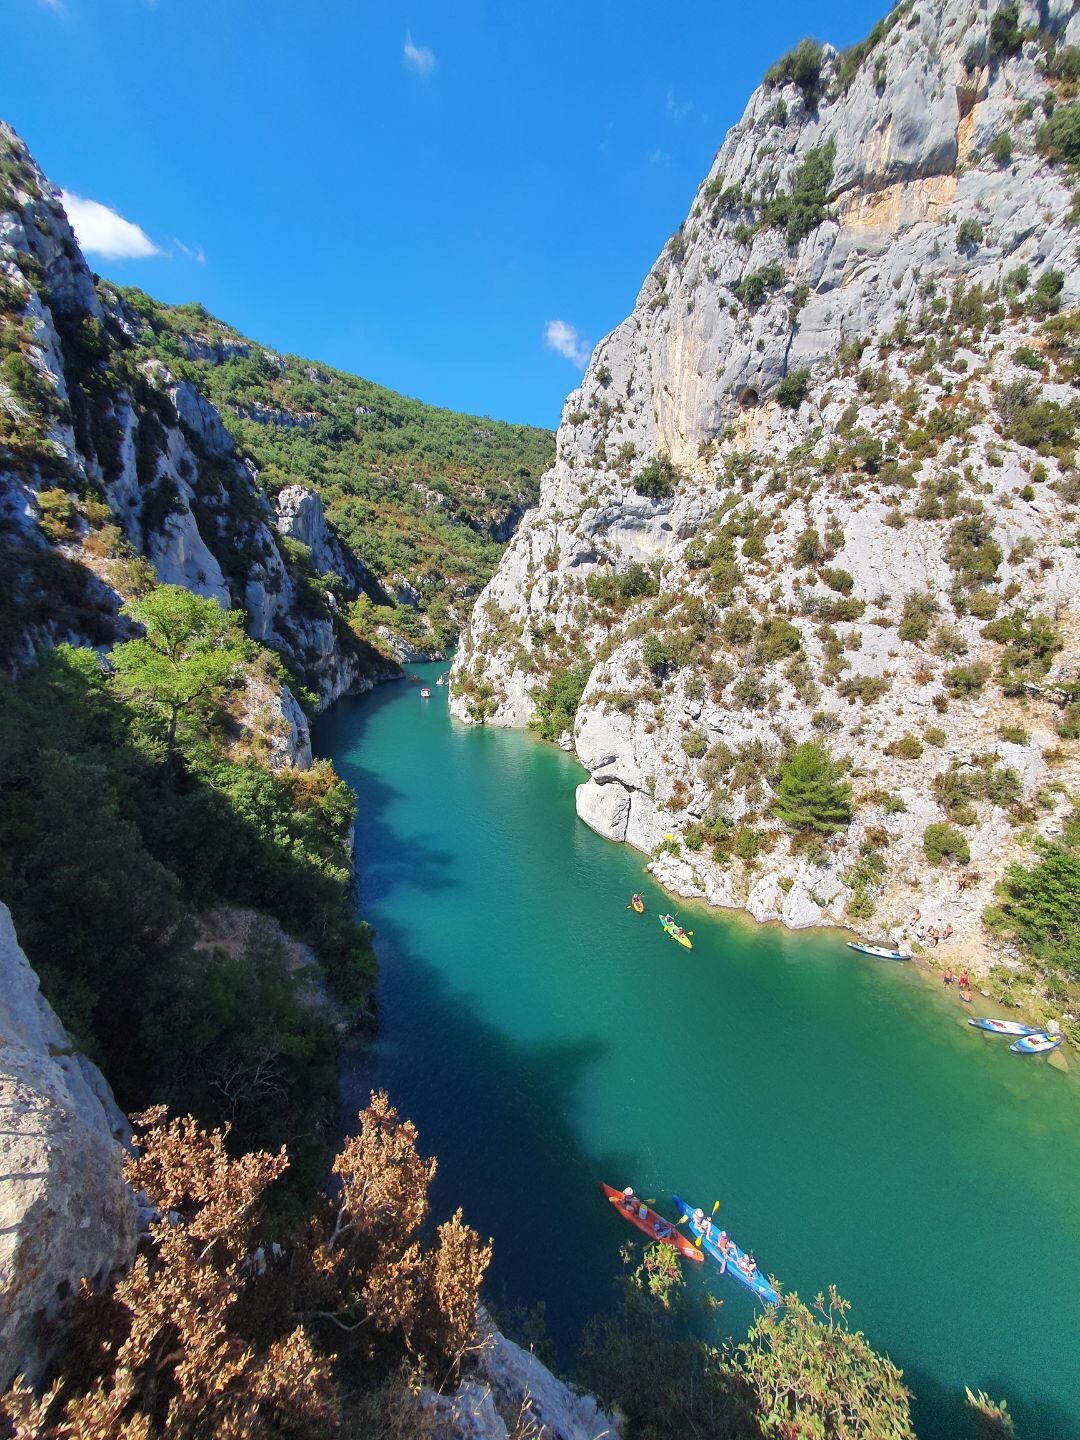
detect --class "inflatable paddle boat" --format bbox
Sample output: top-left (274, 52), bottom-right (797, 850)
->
top-left (672, 1196), bottom-right (779, 1305)
top-left (1011, 1032), bottom-right (1063, 1054)
top-left (599, 1183), bottom-right (703, 1262)
top-left (845, 941), bottom-right (911, 961)
top-left (660, 914), bottom-right (693, 949)
top-left (968, 1018), bottom-right (1038, 1036)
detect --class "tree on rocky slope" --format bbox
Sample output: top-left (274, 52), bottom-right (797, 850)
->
top-left (773, 741), bottom-right (852, 834)
top-left (111, 585), bottom-right (251, 780)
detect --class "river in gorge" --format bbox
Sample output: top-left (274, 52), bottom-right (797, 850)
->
top-left (313, 662), bottom-right (1080, 1440)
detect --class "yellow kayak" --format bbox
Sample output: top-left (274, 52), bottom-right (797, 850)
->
top-left (660, 914), bottom-right (693, 949)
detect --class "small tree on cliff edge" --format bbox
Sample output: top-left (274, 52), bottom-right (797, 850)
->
top-left (111, 584), bottom-right (251, 780)
top-left (773, 740), bottom-right (852, 834)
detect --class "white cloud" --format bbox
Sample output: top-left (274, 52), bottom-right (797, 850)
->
top-left (37, 0), bottom-right (65, 12)
top-left (61, 190), bottom-right (163, 260)
top-left (544, 319), bottom-right (589, 369)
top-left (174, 238), bottom-right (207, 264)
top-left (646, 147), bottom-right (671, 167)
top-left (403, 34), bottom-right (436, 74)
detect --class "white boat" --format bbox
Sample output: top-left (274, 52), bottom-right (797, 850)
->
top-left (846, 941), bottom-right (911, 961)
top-left (420, 687), bottom-right (431, 698)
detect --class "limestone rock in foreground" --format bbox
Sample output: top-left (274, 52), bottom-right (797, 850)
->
top-left (427, 1316), bottom-right (620, 1440)
top-left (0, 903), bottom-right (135, 1388)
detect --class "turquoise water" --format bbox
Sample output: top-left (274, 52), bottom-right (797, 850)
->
top-left (315, 664), bottom-right (1080, 1439)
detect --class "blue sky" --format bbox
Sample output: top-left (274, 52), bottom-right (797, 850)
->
top-left (5, 0), bottom-right (888, 429)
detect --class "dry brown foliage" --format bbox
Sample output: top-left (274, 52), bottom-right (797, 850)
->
top-left (0, 1092), bottom-right (491, 1440)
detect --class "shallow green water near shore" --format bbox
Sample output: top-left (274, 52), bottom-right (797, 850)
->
top-left (315, 664), bottom-right (1080, 1439)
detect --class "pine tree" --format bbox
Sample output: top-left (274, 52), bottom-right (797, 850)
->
top-left (773, 741), bottom-right (852, 834)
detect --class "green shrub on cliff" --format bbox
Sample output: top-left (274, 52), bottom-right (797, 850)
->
top-left (633, 456), bottom-right (682, 499)
top-left (761, 142), bottom-right (835, 245)
top-left (530, 658), bottom-right (592, 740)
top-left (1037, 103), bottom-right (1080, 164)
top-left (764, 38), bottom-right (826, 109)
top-left (923, 822), bottom-right (971, 865)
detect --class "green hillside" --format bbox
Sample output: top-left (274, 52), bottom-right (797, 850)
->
top-left (117, 289), bottom-right (554, 642)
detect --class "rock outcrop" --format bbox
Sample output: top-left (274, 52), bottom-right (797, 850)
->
top-left (453, 0), bottom-right (1080, 971)
top-left (0, 903), bottom-right (135, 1388)
top-left (427, 1316), bottom-right (620, 1440)
top-left (276, 484), bottom-right (363, 587)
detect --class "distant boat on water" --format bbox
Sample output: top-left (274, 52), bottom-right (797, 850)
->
top-left (420, 687), bottom-right (431, 699)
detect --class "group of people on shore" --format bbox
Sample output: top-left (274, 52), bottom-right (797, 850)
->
top-left (909, 910), bottom-right (954, 948)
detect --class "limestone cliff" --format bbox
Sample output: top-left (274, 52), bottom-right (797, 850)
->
top-left (453, 0), bottom-right (1080, 974)
top-left (0, 902), bottom-right (135, 1388)
top-left (0, 122), bottom-right (394, 716)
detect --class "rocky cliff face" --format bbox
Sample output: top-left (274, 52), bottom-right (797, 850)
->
top-left (0, 122), bottom-right (393, 713)
top-left (0, 903), bottom-right (135, 1388)
top-left (453, 0), bottom-right (1080, 971)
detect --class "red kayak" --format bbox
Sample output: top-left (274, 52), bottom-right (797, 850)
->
top-left (599, 1182), bottom-right (704, 1262)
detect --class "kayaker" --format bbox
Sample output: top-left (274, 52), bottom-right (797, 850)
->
top-left (621, 1186), bottom-right (637, 1210)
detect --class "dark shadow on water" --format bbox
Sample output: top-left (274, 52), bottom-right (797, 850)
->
top-left (340, 909), bottom-right (637, 1366)
top-left (316, 690), bottom-right (638, 1363)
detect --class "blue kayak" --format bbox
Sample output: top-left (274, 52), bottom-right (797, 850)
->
top-left (672, 1195), bottom-right (779, 1305)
